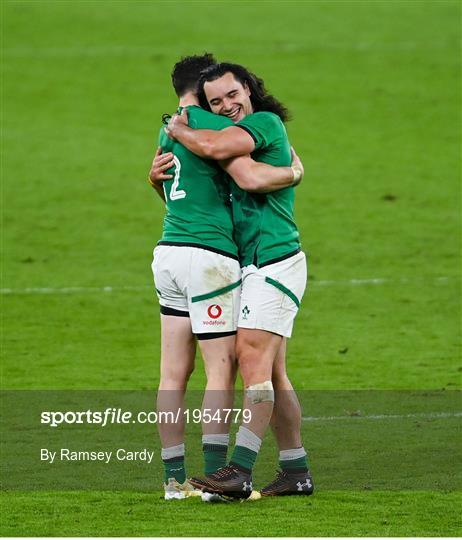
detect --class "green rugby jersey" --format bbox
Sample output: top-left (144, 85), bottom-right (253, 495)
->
top-left (232, 111), bottom-right (300, 267)
top-left (157, 105), bottom-right (238, 258)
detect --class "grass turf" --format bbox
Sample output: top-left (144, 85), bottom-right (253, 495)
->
top-left (2, 491), bottom-right (461, 537)
top-left (1, 0), bottom-right (461, 536)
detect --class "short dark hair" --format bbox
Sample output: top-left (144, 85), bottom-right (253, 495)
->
top-left (197, 62), bottom-right (290, 122)
top-left (171, 53), bottom-right (217, 97)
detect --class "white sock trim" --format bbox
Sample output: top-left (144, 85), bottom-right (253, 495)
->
top-left (161, 443), bottom-right (185, 460)
top-left (202, 433), bottom-right (230, 446)
top-left (279, 447), bottom-right (307, 461)
top-left (235, 426), bottom-right (262, 453)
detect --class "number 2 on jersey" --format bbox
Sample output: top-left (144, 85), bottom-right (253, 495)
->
top-left (169, 156), bottom-right (186, 200)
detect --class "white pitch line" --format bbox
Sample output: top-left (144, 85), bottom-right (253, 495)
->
top-left (0, 276), bottom-right (456, 295)
top-left (310, 276), bottom-right (453, 287)
top-left (302, 411), bottom-right (462, 422)
top-left (0, 285), bottom-right (152, 295)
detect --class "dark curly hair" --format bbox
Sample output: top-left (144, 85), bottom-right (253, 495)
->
top-left (197, 62), bottom-right (290, 122)
top-left (171, 53), bottom-right (216, 97)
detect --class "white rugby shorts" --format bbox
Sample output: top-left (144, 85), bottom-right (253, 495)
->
top-left (152, 245), bottom-right (241, 337)
top-left (238, 251), bottom-right (307, 338)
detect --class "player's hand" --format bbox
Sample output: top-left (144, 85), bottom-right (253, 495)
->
top-left (290, 146), bottom-right (304, 186)
top-left (148, 147), bottom-right (174, 186)
top-left (165, 108), bottom-right (189, 140)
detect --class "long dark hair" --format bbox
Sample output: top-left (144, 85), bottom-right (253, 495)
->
top-left (197, 62), bottom-right (290, 122)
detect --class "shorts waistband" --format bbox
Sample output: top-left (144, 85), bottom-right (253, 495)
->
top-left (257, 248), bottom-right (301, 268)
top-left (157, 241), bottom-right (239, 261)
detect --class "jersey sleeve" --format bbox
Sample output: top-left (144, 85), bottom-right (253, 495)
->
top-left (187, 106), bottom-right (234, 131)
top-left (157, 126), bottom-right (164, 146)
top-left (236, 112), bottom-right (282, 150)
top-left (158, 125), bottom-right (173, 152)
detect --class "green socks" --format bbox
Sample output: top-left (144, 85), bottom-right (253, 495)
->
top-left (161, 443), bottom-right (186, 484)
top-left (279, 448), bottom-right (309, 472)
top-left (230, 445), bottom-right (258, 471)
top-left (162, 458), bottom-right (186, 484)
top-left (202, 434), bottom-right (229, 475)
top-left (229, 426), bottom-right (262, 472)
top-left (203, 444), bottom-right (228, 475)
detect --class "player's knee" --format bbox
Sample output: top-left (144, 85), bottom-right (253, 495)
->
top-left (205, 363), bottom-right (237, 389)
top-left (236, 351), bottom-right (257, 384)
top-left (160, 365), bottom-right (194, 389)
top-left (206, 374), bottom-right (236, 391)
top-left (204, 350), bottom-right (237, 386)
top-left (237, 345), bottom-right (271, 386)
top-left (235, 338), bottom-right (258, 368)
top-left (236, 332), bottom-right (261, 358)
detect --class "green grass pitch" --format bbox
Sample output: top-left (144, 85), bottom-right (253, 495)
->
top-left (1, 0), bottom-right (461, 536)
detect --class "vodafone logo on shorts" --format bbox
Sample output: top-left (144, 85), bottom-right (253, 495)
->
top-left (203, 304), bottom-right (226, 326)
top-left (207, 304), bottom-right (222, 319)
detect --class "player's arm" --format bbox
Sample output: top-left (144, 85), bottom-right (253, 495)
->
top-left (165, 109), bottom-right (255, 160)
top-left (221, 147), bottom-right (304, 193)
top-left (148, 146), bottom-right (175, 203)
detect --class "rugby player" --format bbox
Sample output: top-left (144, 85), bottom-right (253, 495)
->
top-left (149, 55), bottom-right (302, 500)
top-left (165, 62), bottom-right (313, 498)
